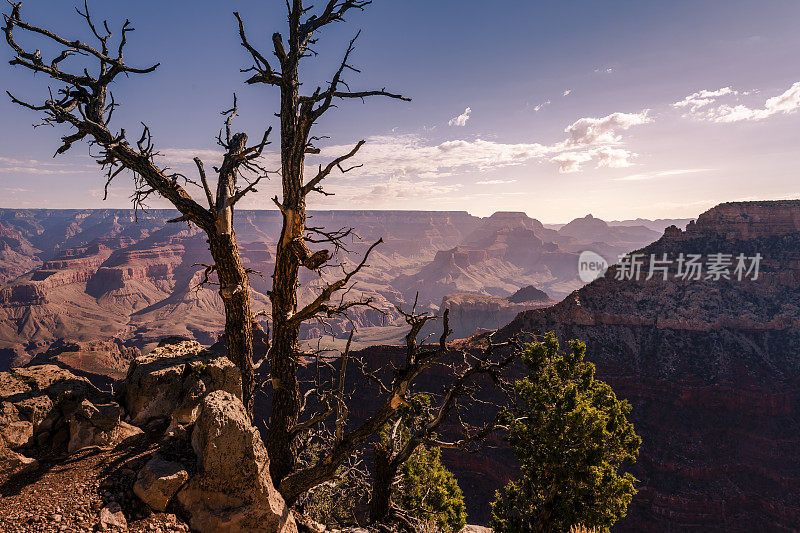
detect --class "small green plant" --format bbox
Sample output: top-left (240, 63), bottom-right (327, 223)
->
top-left (190, 362), bottom-right (209, 376)
top-left (399, 443), bottom-right (467, 532)
top-left (491, 333), bottom-right (641, 533)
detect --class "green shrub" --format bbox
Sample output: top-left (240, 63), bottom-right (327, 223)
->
top-left (491, 333), bottom-right (641, 533)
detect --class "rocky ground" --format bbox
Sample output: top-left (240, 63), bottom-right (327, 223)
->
top-left (0, 340), bottom-right (295, 532)
top-left (0, 444), bottom-right (190, 532)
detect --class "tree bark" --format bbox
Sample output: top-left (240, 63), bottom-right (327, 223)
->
top-left (209, 231), bottom-right (254, 415)
top-left (266, 64), bottom-right (305, 484)
top-left (369, 443), bottom-right (395, 523)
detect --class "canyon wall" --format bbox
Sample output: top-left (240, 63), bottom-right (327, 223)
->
top-left (494, 200), bottom-right (800, 530)
top-left (0, 208), bottom-right (659, 360)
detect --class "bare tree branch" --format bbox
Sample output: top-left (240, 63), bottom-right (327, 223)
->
top-left (289, 238), bottom-right (382, 325)
top-left (234, 11), bottom-right (283, 86)
top-left (303, 139), bottom-right (364, 196)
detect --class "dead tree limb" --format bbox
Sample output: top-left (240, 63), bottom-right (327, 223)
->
top-left (3, 1), bottom-right (279, 415)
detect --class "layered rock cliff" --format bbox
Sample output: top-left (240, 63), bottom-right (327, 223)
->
top-left (441, 286), bottom-right (555, 339)
top-left (0, 209), bottom-right (660, 362)
top-left (493, 200), bottom-right (800, 530)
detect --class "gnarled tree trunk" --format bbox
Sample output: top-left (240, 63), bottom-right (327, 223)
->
top-left (266, 70), bottom-right (305, 483)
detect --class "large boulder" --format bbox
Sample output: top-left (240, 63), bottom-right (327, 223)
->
top-left (0, 444), bottom-right (38, 480)
top-left (68, 417), bottom-right (143, 454)
top-left (133, 455), bottom-right (189, 512)
top-left (121, 340), bottom-right (242, 432)
top-left (0, 365), bottom-right (141, 456)
top-left (176, 390), bottom-right (297, 533)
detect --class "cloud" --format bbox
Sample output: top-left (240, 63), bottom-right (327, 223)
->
top-left (562, 89), bottom-right (572, 97)
top-left (448, 107), bottom-right (472, 127)
top-left (551, 151), bottom-right (593, 173)
top-left (613, 168), bottom-right (712, 181)
top-left (158, 148), bottom-right (224, 165)
top-left (710, 82), bottom-right (800, 122)
top-left (594, 67), bottom-right (614, 74)
top-left (675, 82), bottom-right (800, 123)
top-left (551, 147), bottom-right (638, 174)
top-left (531, 100), bottom-right (550, 112)
top-left (475, 179), bottom-right (518, 185)
top-left (316, 134), bottom-right (554, 180)
top-left (594, 147), bottom-right (636, 168)
top-left (351, 177), bottom-right (462, 204)
top-left (0, 166), bottom-right (78, 175)
top-left (314, 106), bottom-right (652, 179)
top-left (0, 156), bottom-right (84, 175)
top-left (672, 87), bottom-right (737, 112)
top-left (564, 110), bottom-right (651, 146)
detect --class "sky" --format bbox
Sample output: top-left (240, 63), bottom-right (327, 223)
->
top-left (2, 0), bottom-right (800, 222)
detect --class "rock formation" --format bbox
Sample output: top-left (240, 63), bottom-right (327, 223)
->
top-left (0, 208), bottom-right (663, 366)
top-left (0, 338), bottom-right (297, 532)
top-left (0, 364), bottom-right (143, 475)
top-left (491, 200), bottom-right (800, 530)
top-left (120, 338), bottom-right (243, 432)
top-left (134, 455), bottom-right (190, 512)
top-left (440, 286), bottom-right (555, 339)
top-left (177, 390), bottom-right (297, 533)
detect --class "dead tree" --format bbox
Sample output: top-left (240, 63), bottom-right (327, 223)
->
top-left (3, 2), bottom-right (271, 413)
top-left (368, 328), bottom-right (520, 525)
top-left (234, 0), bottom-right (409, 487)
top-left (270, 302), bottom-right (520, 515)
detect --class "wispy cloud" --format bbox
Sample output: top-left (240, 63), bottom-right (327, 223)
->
top-left (0, 156), bottom-right (83, 175)
top-left (672, 87), bottom-right (738, 112)
top-left (710, 82), bottom-right (800, 122)
top-left (551, 151), bottom-right (593, 173)
top-left (613, 168), bottom-right (712, 181)
top-left (158, 148), bottom-right (224, 164)
top-left (476, 179), bottom-right (518, 185)
top-left (675, 82), bottom-right (800, 123)
top-left (565, 110), bottom-right (651, 146)
top-left (317, 134), bottom-right (553, 179)
top-left (448, 107), bottom-right (472, 127)
top-left (551, 147), bottom-right (638, 173)
top-left (315, 106), bottom-right (653, 178)
top-left (562, 89), bottom-right (572, 97)
top-left (530, 100), bottom-right (550, 112)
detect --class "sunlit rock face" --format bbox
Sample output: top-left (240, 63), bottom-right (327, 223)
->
top-left (496, 201), bottom-right (800, 531)
top-left (0, 208), bottom-right (660, 364)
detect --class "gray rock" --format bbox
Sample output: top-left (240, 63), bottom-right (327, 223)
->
top-left (0, 364), bottom-right (144, 456)
top-left (176, 390), bottom-right (296, 533)
top-left (134, 455), bottom-right (189, 512)
top-left (99, 502), bottom-right (128, 531)
top-left (0, 445), bottom-right (38, 479)
top-left (75, 400), bottom-right (122, 431)
top-left (121, 341), bottom-right (242, 431)
top-left (13, 395), bottom-right (54, 431)
top-left (0, 401), bottom-right (33, 448)
top-left (67, 417), bottom-right (143, 454)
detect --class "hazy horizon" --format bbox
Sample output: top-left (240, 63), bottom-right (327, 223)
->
top-left (3, 0), bottom-right (800, 221)
top-left (0, 204), bottom-right (700, 227)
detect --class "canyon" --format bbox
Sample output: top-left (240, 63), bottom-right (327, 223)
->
top-left (488, 200), bottom-right (800, 530)
top-left (1, 201), bottom-right (799, 529)
top-left (0, 208), bottom-right (661, 363)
